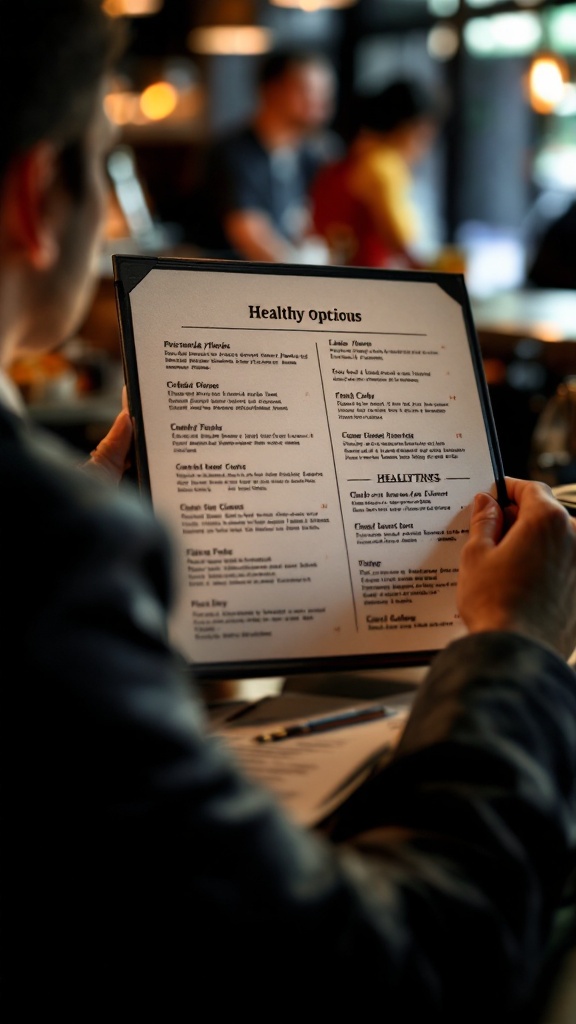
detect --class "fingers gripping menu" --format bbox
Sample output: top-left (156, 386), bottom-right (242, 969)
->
top-left (115, 258), bottom-right (503, 676)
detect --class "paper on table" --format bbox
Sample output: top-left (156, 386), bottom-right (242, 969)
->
top-left (213, 706), bottom-right (410, 827)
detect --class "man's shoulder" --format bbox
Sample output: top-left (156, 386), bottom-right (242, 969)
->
top-left (0, 407), bottom-right (159, 542)
top-left (305, 129), bottom-right (344, 162)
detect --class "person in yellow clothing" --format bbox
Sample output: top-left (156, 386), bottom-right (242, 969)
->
top-left (312, 78), bottom-right (444, 269)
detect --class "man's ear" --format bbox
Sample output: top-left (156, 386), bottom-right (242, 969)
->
top-left (0, 142), bottom-right (61, 269)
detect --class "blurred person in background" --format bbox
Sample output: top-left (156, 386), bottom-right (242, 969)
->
top-left (526, 196), bottom-right (576, 290)
top-left (311, 77), bottom-right (444, 269)
top-left (183, 49), bottom-right (340, 262)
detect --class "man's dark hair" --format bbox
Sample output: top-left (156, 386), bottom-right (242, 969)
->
top-left (257, 48), bottom-right (332, 88)
top-left (356, 77), bottom-right (445, 136)
top-left (0, 0), bottom-right (125, 194)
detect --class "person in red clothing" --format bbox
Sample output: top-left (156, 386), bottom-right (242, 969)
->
top-left (312, 78), bottom-right (443, 268)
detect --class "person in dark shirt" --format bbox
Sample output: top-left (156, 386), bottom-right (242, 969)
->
top-left (187, 49), bottom-right (339, 262)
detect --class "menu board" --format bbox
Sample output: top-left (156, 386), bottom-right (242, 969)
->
top-left (113, 255), bottom-right (505, 680)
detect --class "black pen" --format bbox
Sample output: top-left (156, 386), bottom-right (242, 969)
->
top-left (253, 704), bottom-right (395, 743)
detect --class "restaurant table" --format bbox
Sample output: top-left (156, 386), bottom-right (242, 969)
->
top-left (472, 287), bottom-right (576, 355)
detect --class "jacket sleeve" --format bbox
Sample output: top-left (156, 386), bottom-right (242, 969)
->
top-left (329, 632), bottom-right (576, 1018)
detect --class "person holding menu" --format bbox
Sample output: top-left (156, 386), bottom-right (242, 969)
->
top-left (2, 3), bottom-right (576, 1022)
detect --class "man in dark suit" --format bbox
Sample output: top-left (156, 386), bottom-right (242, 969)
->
top-left (3, 4), bottom-right (576, 1021)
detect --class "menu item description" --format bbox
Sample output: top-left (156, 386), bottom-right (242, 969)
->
top-left (116, 260), bottom-right (501, 674)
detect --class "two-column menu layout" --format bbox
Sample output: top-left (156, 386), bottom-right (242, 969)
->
top-left (114, 256), bottom-right (505, 678)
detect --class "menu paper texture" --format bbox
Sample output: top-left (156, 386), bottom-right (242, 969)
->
top-left (114, 257), bottom-right (504, 678)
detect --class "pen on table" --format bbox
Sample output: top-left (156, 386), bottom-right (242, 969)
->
top-left (253, 704), bottom-right (395, 744)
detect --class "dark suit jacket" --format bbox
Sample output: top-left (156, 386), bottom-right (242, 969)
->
top-left (2, 401), bottom-right (576, 1021)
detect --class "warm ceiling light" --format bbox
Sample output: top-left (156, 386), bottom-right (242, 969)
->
top-left (527, 53), bottom-right (569, 113)
top-left (269, 0), bottom-right (357, 8)
top-left (188, 1), bottom-right (272, 56)
top-left (102, 0), bottom-right (163, 16)
top-left (188, 25), bottom-right (272, 55)
top-left (139, 81), bottom-right (178, 120)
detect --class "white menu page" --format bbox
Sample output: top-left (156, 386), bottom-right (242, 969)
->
top-left (114, 258), bottom-right (503, 677)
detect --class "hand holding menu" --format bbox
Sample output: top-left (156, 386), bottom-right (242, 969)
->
top-left (113, 256), bottom-right (505, 680)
